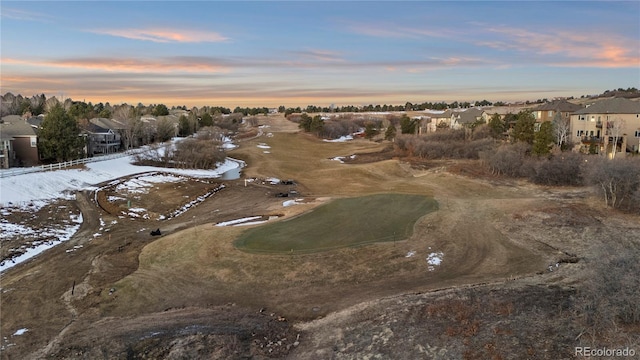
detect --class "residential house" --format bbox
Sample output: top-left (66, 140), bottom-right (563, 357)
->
top-left (419, 110), bottom-right (456, 133)
top-left (483, 104), bottom-right (532, 120)
top-left (531, 99), bottom-right (583, 123)
top-left (0, 115), bottom-right (39, 168)
top-left (570, 98), bottom-right (640, 156)
top-left (452, 108), bottom-right (488, 129)
top-left (84, 122), bottom-right (122, 156)
top-left (89, 117), bottom-right (128, 148)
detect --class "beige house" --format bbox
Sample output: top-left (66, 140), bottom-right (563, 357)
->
top-left (418, 110), bottom-right (456, 133)
top-left (531, 99), bottom-right (583, 123)
top-left (570, 98), bottom-right (640, 156)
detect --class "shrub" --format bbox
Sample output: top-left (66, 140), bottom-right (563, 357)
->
top-left (395, 134), bottom-right (495, 160)
top-left (425, 129), bottom-right (465, 142)
top-left (579, 241), bottom-right (640, 339)
top-left (529, 153), bottom-right (585, 186)
top-left (481, 143), bottom-right (530, 177)
top-left (584, 157), bottom-right (640, 210)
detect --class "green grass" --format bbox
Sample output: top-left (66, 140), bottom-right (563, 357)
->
top-left (234, 193), bottom-right (438, 254)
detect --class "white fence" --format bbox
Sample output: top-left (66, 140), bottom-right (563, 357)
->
top-left (0, 149), bottom-right (144, 178)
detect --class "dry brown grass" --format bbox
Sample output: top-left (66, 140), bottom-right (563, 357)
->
top-left (6, 116), bottom-right (637, 359)
top-left (101, 131), bottom-right (547, 323)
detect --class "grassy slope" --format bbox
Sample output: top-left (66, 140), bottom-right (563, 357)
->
top-left (104, 126), bottom-right (544, 319)
top-left (235, 194), bottom-right (438, 253)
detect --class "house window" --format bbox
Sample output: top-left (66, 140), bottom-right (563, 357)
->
top-left (590, 116), bottom-right (595, 122)
top-left (580, 116), bottom-right (585, 121)
top-left (548, 111), bottom-right (553, 117)
top-left (635, 130), bottom-right (640, 137)
top-left (30, 137), bottom-right (36, 147)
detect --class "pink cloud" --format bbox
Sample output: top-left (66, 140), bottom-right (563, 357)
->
top-left (478, 26), bottom-right (638, 68)
top-left (91, 27), bottom-right (228, 43)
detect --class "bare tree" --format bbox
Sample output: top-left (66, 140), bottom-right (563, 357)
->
top-left (552, 112), bottom-right (570, 148)
top-left (113, 105), bottom-right (140, 150)
top-left (156, 118), bottom-right (176, 142)
top-left (608, 118), bottom-right (626, 159)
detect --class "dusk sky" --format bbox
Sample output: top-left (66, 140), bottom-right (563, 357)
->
top-left (1, 1), bottom-right (639, 108)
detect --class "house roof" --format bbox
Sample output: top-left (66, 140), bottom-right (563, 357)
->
top-left (90, 117), bottom-right (127, 130)
top-left (456, 108), bottom-right (485, 124)
top-left (0, 116), bottom-right (37, 140)
top-left (425, 109), bottom-right (452, 118)
top-left (573, 97), bottom-right (640, 115)
top-left (84, 122), bottom-right (112, 134)
top-left (25, 115), bottom-right (44, 128)
top-left (531, 99), bottom-right (583, 113)
top-left (483, 105), bottom-right (533, 116)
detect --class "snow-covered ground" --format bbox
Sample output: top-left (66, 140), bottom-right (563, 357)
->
top-left (0, 144), bottom-right (244, 273)
top-left (0, 214), bottom-right (82, 272)
top-left (0, 155), bottom-right (243, 206)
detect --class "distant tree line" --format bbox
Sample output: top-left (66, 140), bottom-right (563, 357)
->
top-left (279, 100), bottom-right (497, 116)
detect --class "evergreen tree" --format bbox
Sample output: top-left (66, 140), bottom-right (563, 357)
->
top-left (38, 104), bottom-right (85, 162)
top-left (488, 113), bottom-right (505, 139)
top-left (152, 104), bottom-right (169, 116)
top-left (384, 125), bottom-right (397, 141)
top-left (200, 112), bottom-right (213, 127)
top-left (178, 115), bottom-right (191, 136)
top-left (298, 113), bottom-right (312, 132)
top-left (512, 110), bottom-right (535, 144)
top-left (364, 123), bottom-right (379, 140)
top-left (309, 115), bottom-right (324, 136)
top-left (400, 115), bottom-right (418, 134)
top-left (533, 121), bottom-right (554, 156)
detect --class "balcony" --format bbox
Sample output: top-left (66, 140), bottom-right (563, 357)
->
top-left (581, 136), bottom-right (601, 144)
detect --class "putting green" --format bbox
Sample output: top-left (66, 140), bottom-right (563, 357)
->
top-left (234, 193), bottom-right (438, 253)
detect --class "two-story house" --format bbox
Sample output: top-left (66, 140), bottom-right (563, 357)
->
top-left (452, 108), bottom-right (488, 129)
top-left (0, 115), bottom-right (39, 168)
top-left (531, 99), bottom-right (583, 123)
top-left (84, 122), bottom-right (122, 156)
top-left (570, 98), bottom-right (640, 156)
top-left (419, 110), bottom-right (457, 133)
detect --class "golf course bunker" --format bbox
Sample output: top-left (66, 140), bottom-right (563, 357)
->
top-left (234, 193), bottom-right (438, 253)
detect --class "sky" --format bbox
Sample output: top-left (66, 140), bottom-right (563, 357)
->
top-left (1, 1), bottom-right (639, 108)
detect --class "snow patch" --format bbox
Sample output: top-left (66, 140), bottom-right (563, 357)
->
top-left (215, 216), bottom-right (262, 227)
top-left (265, 177), bottom-right (280, 185)
top-left (283, 199), bottom-right (303, 207)
top-left (13, 328), bottom-right (28, 336)
top-left (233, 220), bottom-right (267, 226)
top-left (426, 252), bottom-right (444, 271)
top-left (324, 135), bottom-right (353, 142)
